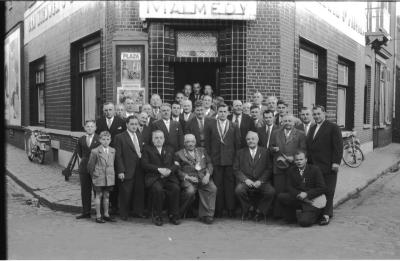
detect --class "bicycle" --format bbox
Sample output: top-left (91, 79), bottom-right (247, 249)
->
top-left (342, 131), bottom-right (364, 168)
top-left (25, 129), bottom-right (51, 164)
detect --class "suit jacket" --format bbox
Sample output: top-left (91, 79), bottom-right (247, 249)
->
top-left (204, 119), bottom-right (241, 166)
top-left (76, 134), bottom-right (101, 174)
top-left (174, 147), bottom-right (213, 181)
top-left (306, 120), bottom-right (343, 175)
top-left (179, 112), bottom-right (195, 130)
top-left (228, 113), bottom-right (256, 148)
top-left (151, 119), bottom-right (184, 152)
top-left (233, 146), bottom-right (272, 183)
top-left (141, 145), bottom-right (179, 187)
top-left (95, 116), bottom-right (126, 147)
top-left (257, 124), bottom-right (279, 148)
top-left (286, 164), bottom-right (326, 200)
top-left (295, 122), bottom-right (316, 138)
top-left (137, 125), bottom-right (152, 146)
top-left (269, 128), bottom-right (307, 174)
top-left (87, 146), bottom-right (115, 187)
top-left (184, 117), bottom-right (213, 147)
top-left (114, 131), bottom-right (143, 180)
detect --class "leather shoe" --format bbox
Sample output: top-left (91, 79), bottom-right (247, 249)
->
top-left (200, 216), bottom-right (214, 225)
top-left (169, 215), bottom-right (181, 225)
top-left (95, 217), bottom-right (105, 223)
top-left (154, 216), bottom-right (163, 226)
top-left (120, 216), bottom-right (128, 221)
top-left (132, 213), bottom-right (147, 219)
top-left (76, 213), bottom-right (91, 219)
top-left (103, 216), bottom-right (116, 222)
top-left (319, 215), bottom-right (330, 226)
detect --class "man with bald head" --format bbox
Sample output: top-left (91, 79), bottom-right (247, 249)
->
top-left (234, 131), bottom-right (275, 222)
top-left (269, 114), bottom-right (307, 218)
top-left (228, 100), bottom-right (255, 148)
top-left (175, 134), bottom-right (217, 224)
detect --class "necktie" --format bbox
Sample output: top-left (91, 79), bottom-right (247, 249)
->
top-left (86, 135), bottom-right (91, 147)
top-left (132, 133), bottom-right (141, 158)
top-left (199, 119), bottom-right (204, 132)
top-left (234, 116), bottom-right (239, 127)
top-left (304, 124), bottom-right (309, 136)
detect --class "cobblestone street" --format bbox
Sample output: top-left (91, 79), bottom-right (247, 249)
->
top-left (7, 171), bottom-right (400, 259)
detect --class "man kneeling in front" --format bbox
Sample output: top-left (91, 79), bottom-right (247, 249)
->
top-left (175, 134), bottom-right (217, 224)
top-left (234, 131), bottom-right (275, 222)
top-left (277, 150), bottom-right (327, 227)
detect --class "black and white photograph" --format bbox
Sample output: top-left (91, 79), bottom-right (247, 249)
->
top-left (3, 0), bottom-right (400, 259)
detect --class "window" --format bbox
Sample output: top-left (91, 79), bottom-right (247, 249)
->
top-left (367, 2), bottom-right (391, 33)
top-left (176, 31), bottom-right (218, 57)
top-left (29, 58), bottom-right (45, 125)
top-left (337, 59), bottom-right (355, 130)
top-left (302, 80), bottom-right (316, 110)
top-left (377, 65), bottom-right (392, 125)
top-left (364, 66), bottom-right (371, 124)
top-left (299, 48), bottom-right (319, 109)
top-left (71, 34), bottom-right (101, 131)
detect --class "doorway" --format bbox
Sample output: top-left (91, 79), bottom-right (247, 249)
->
top-left (174, 63), bottom-right (218, 95)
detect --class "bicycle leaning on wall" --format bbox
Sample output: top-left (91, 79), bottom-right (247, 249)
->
top-left (342, 131), bottom-right (364, 168)
top-left (24, 129), bottom-right (51, 164)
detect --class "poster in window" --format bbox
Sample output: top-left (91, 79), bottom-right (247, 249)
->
top-left (4, 26), bottom-right (22, 126)
top-left (117, 87), bottom-right (145, 111)
top-left (121, 52), bottom-right (141, 88)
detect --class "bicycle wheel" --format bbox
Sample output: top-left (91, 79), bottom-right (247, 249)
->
top-left (343, 144), bottom-right (363, 168)
top-left (35, 149), bottom-right (45, 164)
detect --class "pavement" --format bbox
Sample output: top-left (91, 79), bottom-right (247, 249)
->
top-left (5, 143), bottom-right (400, 214)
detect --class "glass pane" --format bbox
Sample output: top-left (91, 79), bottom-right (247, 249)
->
top-left (176, 31), bottom-right (218, 57)
top-left (338, 64), bottom-right (348, 86)
top-left (300, 48), bottom-right (318, 78)
top-left (38, 86), bottom-right (45, 123)
top-left (303, 81), bottom-right (316, 110)
top-left (80, 43), bottom-right (100, 72)
top-left (337, 87), bottom-right (346, 127)
top-left (82, 75), bottom-right (96, 125)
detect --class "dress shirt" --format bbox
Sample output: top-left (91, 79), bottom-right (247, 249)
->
top-left (249, 147), bottom-right (257, 159)
top-left (86, 134), bottom-right (94, 147)
top-left (163, 119), bottom-right (170, 132)
top-left (172, 116), bottom-right (180, 122)
top-left (126, 112), bottom-right (135, 118)
top-left (303, 122), bottom-right (312, 136)
top-left (156, 146), bottom-right (162, 155)
top-left (184, 113), bottom-right (191, 121)
top-left (103, 147), bottom-right (109, 154)
top-left (218, 119), bottom-right (227, 133)
top-left (106, 117), bottom-right (114, 129)
top-left (205, 108), bottom-right (211, 116)
top-left (284, 129), bottom-right (292, 138)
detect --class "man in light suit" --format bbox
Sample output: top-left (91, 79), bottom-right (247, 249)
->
top-left (204, 103), bottom-right (241, 218)
top-left (228, 100), bottom-right (255, 148)
top-left (278, 150), bottom-right (327, 227)
top-left (175, 134), bottom-right (217, 224)
top-left (296, 107), bottom-right (315, 137)
top-left (184, 101), bottom-right (212, 148)
top-left (234, 131), bottom-right (275, 222)
top-left (306, 105), bottom-right (343, 225)
top-left (114, 116), bottom-right (143, 220)
top-left (270, 114), bottom-right (307, 218)
top-left (75, 120), bottom-right (101, 219)
top-left (151, 103), bottom-right (184, 152)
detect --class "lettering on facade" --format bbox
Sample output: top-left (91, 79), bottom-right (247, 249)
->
top-left (140, 1), bottom-right (256, 20)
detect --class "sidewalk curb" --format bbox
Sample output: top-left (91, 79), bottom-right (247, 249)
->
top-left (333, 160), bottom-right (400, 208)
top-left (6, 169), bottom-right (82, 214)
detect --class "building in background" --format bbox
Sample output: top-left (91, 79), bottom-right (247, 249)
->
top-left (4, 1), bottom-right (399, 167)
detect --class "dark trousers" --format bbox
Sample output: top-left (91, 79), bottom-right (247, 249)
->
top-left (213, 165), bottom-right (236, 214)
top-left (273, 174), bottom-right (287, 217)
top-left (118, 178), bottom-right (134, 218)
top-left (110, 174), bottom-right (119, 211)
top-left (79, 171), bottom-right (92, 215)
top-left (150, 180), bottom-right (180, 217)
top-left (235, 182), bottom-right (275, 215)
top-left (323, 172), bottom-right (337, 217)
top-left (132, 166), bottom-right (145, 215)
top-left (277, 192), bottom-right (322, 227)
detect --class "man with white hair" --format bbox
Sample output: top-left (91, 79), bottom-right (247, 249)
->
top-left (234, 131), bottom-right (275, 222)
top-left (175, 134), bottom-right (217, 224)
top-left (179, 99), bottom-right (195, 129)
top-left (150, 94), bottom-right (162, 120)
top-left (269, 114), bottom-right (307, 218)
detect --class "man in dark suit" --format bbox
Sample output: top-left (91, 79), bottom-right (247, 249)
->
top-left (250, 105), bottom-right (264, 128)
top-left (171, 102), bottom-right (182, 123)
top-left (204, 103), bottom-right (241, 217)
top-left (75, 120), bottom-right (101, 219)
top-left (278, 150), bottom-right (327, 227)
top-left (202, 95), bottom-right (216, 118)
top-left (266, 95), bottom-right (278, 117)
top-left (95, 102), bottom-right (126, 214)
top-left (296, 107), bottom-right (315, 137)
top-left (307, 105), bottom-right (343, 225)
top-left (192, 82), bottom-right (203, 103)
top-left (114, 116), bottom-right (143, 220)
top-left (150, 94), bottom-right (163, 120)
top-left (257, 109), bottom-right (279, 149)
top-left (252, 91), bottom-right (268, 121)
top-left (141, 104), bottom-right (156, 126)
top-left (152, 103), bottom-right (184, 152)
top-left (141, 130), bottom-right (181, 226)
top-left (185, 101), bottom-right (213, 148)
top-left (270, 114), bottom-right (307, 218)
top-left (234, 131), bottom-right (275, 222)
top-left (179, 100), bottom-right (195, 129)
top-left (137, 112), bottom-right (152, 146)
top-left (228, 100), bottom-right (255, 148)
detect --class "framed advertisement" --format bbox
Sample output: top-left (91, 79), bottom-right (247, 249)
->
top-left (116, 86), bottom-right (146, 111)
top-left (5, 24), bottom-right (22, 126)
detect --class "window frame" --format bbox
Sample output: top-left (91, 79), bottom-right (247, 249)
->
top-left (29, 57), bottom-right (46, 126)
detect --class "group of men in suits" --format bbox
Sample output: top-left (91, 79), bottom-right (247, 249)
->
top-left (75, 90), bottom-right (343, 227)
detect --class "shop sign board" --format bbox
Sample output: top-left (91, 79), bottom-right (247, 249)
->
top-left (297, 2), bottom-right (366, 46)
top-left (139, 1), bottom-right (257, 20)
top-left (24, 1), bottom-right (95, 44)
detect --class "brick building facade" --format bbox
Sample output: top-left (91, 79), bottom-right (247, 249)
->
top-left (5, 1), bottom-right (398, 167)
